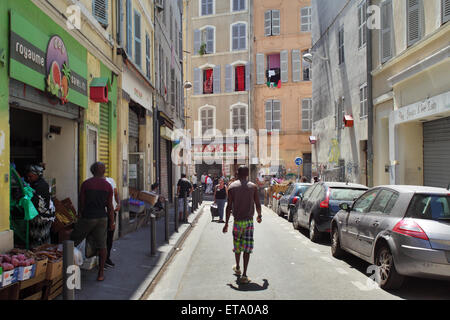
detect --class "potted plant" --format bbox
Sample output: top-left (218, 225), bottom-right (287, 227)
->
top-left (199, 43), bottom-right (207, 56)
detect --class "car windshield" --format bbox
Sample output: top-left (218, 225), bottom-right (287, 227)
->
top-left (406, 194), bottom-right (450, 221)
top-left (329, 188), bottom-right (367, 201)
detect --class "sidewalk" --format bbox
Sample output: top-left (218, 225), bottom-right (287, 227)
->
top-left (71, 201), bottom-right (207, 300)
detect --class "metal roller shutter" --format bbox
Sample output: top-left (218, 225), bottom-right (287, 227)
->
top-left (99, 103), bottom-right (111, 176)
top-left (423, 116), bottom-right (450, 188)
top-left (129, 109), bottom-right (139, 138)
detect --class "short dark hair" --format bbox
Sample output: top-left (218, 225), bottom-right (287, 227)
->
top-left (237, 166), bottom-right (249, 178)
top-left (151, 182), bottom-right (159, 190)
top-left (181, 173), bottom-right (186, 178)
top-left (90, 162), bottom-right (105, 176)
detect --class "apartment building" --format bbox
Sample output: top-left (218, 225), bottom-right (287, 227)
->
top-left (253, 0), bottom-right (313, 180)
top-left (184, 0), bottom-right (252, 178)
top-left (310, 0), bottom-right (371, 184)
top-left (371, 0), bottom-right (450, 188)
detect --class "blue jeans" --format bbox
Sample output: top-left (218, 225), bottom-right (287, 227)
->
top-left (216, 199), bottom-right (227, 221)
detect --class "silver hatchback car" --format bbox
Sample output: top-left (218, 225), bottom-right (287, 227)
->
top-left (331, 185), bottom-right (450, 290)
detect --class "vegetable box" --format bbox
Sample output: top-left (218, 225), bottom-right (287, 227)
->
top-left (17, 264), bottom-right (35, 281)
top-left (1, 268), bottom-right (18, 288)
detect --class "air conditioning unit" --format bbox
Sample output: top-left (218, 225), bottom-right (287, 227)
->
top-left (155, 0), bottom-right (164, 11)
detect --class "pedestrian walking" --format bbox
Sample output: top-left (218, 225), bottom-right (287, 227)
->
top-left (223, 166), bottom-right (262, 284)
top-left (105, 176), bottom-right (120, 267)
top-left (191, 173), bottom-right (198, 189)
top-left (206, 175), bottom-right (213, 194)
top-left (201, 173), bottom-right (207, 191)
top-left (177, 174), bottom-right (193, 222)
top-left (213, 178), bottom-right (228, 223)
top-left (70, 162), bottom-right (114, 281)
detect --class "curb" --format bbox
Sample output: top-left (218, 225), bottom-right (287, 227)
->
top-left (135, 202), bottom-right (207, 300)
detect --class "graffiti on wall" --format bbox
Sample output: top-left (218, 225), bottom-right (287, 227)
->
top-left (328, 139), bottom-right (340, 164)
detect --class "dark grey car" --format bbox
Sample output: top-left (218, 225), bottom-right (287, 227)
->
top-left (331, 185), bottom-right (450, 290)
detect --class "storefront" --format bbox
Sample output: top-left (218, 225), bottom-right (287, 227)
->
top-left (159, 115), bottom-right (174, 201)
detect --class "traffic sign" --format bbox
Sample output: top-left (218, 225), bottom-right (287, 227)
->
top-left (295, 157), bottom-right (303, 166)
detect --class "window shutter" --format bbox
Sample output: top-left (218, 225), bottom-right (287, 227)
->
top-left (126, 0), bottom-right (132, 55)
top-left (93, 0), bottom-right (108, 26)
top-left (292, 49), bottom-right (301, 82)
top-left (225, 64), bottom-right (233, 93)
top-left (407, 0), bottom-right (422, 46)
top-left (301, 7), bottom-right (311, 32)
top-left (240, 107), bottom-right (247, 131)
top-left (194, 29), bottom-right (201, 55)
top-left (245, 62), bottom-right (251, 91)
top-left (232, 25), bottom-right (239, 50)
top-left (271, 10), bottom-right (280, 35)
top-left (272, 100), bottom-right (281, 130)
top-left (239, 24), bottom-right (246, 50)
top-left (194, 68), bottom-right (201, 95)
top-left (264, 11), bottom-right (272, 36)
top-left (213, 65), bottom-right (221, 94)
top-left (201, 0), bottom-right (207, 15)
top-left (233, 0), bottom-right (239, 12)
top-left (442, 0), bottom-right (450, 23)
top-left (208, 0), bottom-right (213, 15)
top-left (302, 99), bottom-right (312, 131)
top-left (265, 101), bottom-right (272, 130)
top-left (117, 0), bottom-right (123, 45)
top-left (381, 0), bottom-right (393, 63)
top-left (206, 27), bottom-right (214, 53)
top-left (256, 53), bottom-right (265, 85)
top-left (146, 34), bottom-right (150, 79)
top-left (134, 11), bottom-right (141, 67)
top-left (280, 50), bottom-right (288, 83)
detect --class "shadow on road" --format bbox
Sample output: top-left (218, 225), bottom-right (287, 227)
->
top-left (227, 279), bottom-right (269, 292)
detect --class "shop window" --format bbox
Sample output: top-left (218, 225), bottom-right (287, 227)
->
top-left (203, 69), bottom-right (214, 94)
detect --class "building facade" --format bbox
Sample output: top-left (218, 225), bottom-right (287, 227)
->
top-left (184, 0), bottom-right (252, 179)
top-left (371, 0), bottom-right (450, 188)
top-left (1, 0), bottom-right (121, 252)
top-left (311, 0), bottom-right (371, 185)
top-left (253, 0), bottom-right (313, 180)
top-left (154, 0), bottom-right (184, 201)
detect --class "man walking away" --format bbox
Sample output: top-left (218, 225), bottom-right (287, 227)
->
top-left (105, 176), bottom-right (120, 267)
top-left (70, 162), bottom-right (114, 281)
top-left (177, 174), bottom-right (193, 222)
top-left (223, 166), bottom-right (262, 284)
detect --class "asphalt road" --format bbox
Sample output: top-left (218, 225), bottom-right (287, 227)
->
top-left (146, 203), bottom-right (450, 300)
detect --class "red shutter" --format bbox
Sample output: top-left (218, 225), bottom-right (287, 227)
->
top-left (236, 66), bottom-right (245, 91)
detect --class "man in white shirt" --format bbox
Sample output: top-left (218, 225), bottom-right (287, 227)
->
top-left (201, 173), bottom-right (206, 191)
top-left (191, 173), bottom-right (198, 189)
top-left (105, 177), bottom-right (120, 267)
top-left (206, 175), bottom-right (213, 194)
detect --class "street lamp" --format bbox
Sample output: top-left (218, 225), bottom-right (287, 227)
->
top-left (302, 51), bottom-right (329, 63)
top-left (183, 81), bottom-right (192, 89)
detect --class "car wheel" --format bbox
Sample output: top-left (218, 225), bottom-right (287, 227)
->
top-left (309, 218), bottom-right (321, 242)
top-left (375, 246), bottom-right (405, 290)
top-left (331, 227), bottom-right (345, 259)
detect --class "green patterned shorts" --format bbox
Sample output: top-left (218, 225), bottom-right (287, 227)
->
top-left (232, 220), bottom-right (254, 254)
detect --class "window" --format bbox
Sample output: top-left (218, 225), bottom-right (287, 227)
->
top-left (201, 0), bottom-right (213, 16)
top-left (117, 0), bottom-right (123, 46)
top-left (232, 23), bottom-right (246, 51)
top-left (292, 50), bottom-right (301, 82)
top-left (360, 83), bottom-right (368, 119)
top-left (380, 0), bottom-right (393, 63)
top-left (171, 68), bottom-right (175, 105)
top-left (201, 107), bottom-right (214, 135)
top-left (194, 27), bottom-right (214, 55)
top-left (231, 105), bottom-right (247, 132)
top-left (146, 33), bottom-right (151, 79)
top-left (203, 69), bottom-right (214, 94)
top-left (134, 10), bottom-right (141, 68)
top-left (353, 189), bottom-right (379, 213)
top-left (443, 0), bottom-right (450, 24)
top-left (358, 1), bottom-right (367, 48)
top-left (93, 0), bottom-right (108, 27)
top-left (406, 194), bottom-right (450, 221)
top-left (300, 7), bottom-right (312, 32)
top-left (235, 65), bottom-right (245, 91)
top-left (302, 99), bottom-right (312, 131)
top-left (232, 0), bottom-right (246, 12)
top-left (256, 53), bottom-right (265, 84)
top-left (302, 49), bottom-right (311, 81)
top-left (335, 97), bottom-right (345, 129)
top-left (264, 10), bottom-right (280, 36)
top-left (265, 100), bottom-right (281, 131)
top-left (371, 190), bottom-right (395, 213)
top-left (266, 53), bottom-right (280, 84)
top-left (338, 27), bottom-right (345, 64)
top-left (407, 0), bottom-right (423, 47)
top-left (126, 0), bottom-right (132, 55)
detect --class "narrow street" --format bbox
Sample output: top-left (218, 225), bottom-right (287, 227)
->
top-left (146, 203), bottom-right (450, 300)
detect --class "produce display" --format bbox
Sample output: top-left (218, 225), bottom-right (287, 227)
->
top-left (1, 250), bottom-right (36, 271)
top-left (32, 244), bottom-right (63, 262)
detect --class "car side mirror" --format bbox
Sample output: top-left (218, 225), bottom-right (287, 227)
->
top-left (339, 203), bottom-right (351, 212)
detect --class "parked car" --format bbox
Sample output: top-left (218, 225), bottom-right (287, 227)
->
top-left (277, 183), bottom-right (312, 221)
top-left (331, 185), bottom-right (450, 290)
top-left (294, 182), bottom-right (368, 242)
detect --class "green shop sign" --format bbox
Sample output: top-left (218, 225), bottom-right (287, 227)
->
top-left (9, 10), bottom-right (88, 108)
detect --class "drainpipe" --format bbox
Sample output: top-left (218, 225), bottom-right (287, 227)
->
top-left (367, 0), bottom-right (374, 187)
